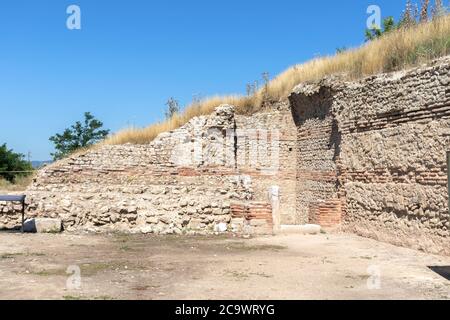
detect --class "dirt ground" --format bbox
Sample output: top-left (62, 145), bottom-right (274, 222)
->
top-left (0, 231), bottom-right (449, 300)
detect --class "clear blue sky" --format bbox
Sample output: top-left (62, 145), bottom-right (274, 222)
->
top-left (0, 0), bottom-right (408, 160)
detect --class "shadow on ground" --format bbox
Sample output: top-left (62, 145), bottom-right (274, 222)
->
top-left (429, 266), bottom-right (450, 281)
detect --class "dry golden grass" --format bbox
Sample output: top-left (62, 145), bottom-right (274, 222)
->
top-left (0, 175), bottom-right (34, 192)
top-left (262, 15), bottom-right (450, 102)
top-left (104, 95), bottom-right (254, 145)
top-left (105, 16), bottom-right (450, 145)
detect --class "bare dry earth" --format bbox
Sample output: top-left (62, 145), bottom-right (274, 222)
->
top-left (0, 232), bottom-right (449, 300)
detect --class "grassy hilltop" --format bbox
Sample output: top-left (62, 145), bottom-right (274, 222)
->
top-left (104, 14), bottom-right (450, 145)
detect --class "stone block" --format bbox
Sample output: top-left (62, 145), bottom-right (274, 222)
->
top-left (23, 218), bottom-right (62, 233)
top-left (214, 222), bottom-right (228, 233)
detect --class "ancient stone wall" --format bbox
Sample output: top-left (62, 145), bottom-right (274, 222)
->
top-left (1, 106), bottom-right (276, 235)
top-left (290, 85), bottom-right (341, 225)
top-left (0, 199), bottom-right (24, 229)
top-left (2, 56), bottom-right (449, 255)
top-left (1, 104), bottom-right (298, 233)
top-left (290, 56), bottom-right (450, 254)
top-left (336, 58), bottom-right (450, 255)
top-left (234, 102), bottom-right (299, 224)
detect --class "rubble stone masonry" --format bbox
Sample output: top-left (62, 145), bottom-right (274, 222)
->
top-left (290, 56), bottom-right (450, 255)
top-left (1, 105), bottom-right (278, 235)
top-left (1, 56), bottom-right (449, 254)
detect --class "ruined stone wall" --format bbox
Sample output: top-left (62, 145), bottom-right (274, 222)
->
top-left (2, 55), bottom-right (449, 254)
top-left (290, 56), bottom-right (450, 254)
top-left (2, 103), bottom-right (300, 233)
top-left (235, 102), bottom-right (299, 224)
top-left (0, 198), bottom-right (24, 229)
top-left (289, 86), bottom-right (341, 225)
top-left (336, 58), bottom-right (450, 255)
top-left (1, 106), bottom-right (276, 235)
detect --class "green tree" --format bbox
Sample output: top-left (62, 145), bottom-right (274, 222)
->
top-left (365, 17), bottom-right (397, 42)
top-left (49, 112), bottom-right (110, 160)
top-left (165, 97), bottom-right (180, 119)
top-left (0, 144), bottom-right (33, 182)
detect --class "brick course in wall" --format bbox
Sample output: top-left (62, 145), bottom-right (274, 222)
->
top-left (230, 202), bottom-right (274, 235)
top-left (309, 199), bottom-right (343, 228)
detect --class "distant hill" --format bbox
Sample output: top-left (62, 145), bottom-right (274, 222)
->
top-left (31, 161), bottom-right (52, 169)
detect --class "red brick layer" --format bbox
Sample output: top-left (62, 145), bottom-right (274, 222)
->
top-left (231, 202), bottom-right (273, 233)
top-left (309, 199), bottom-right (343, 228)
